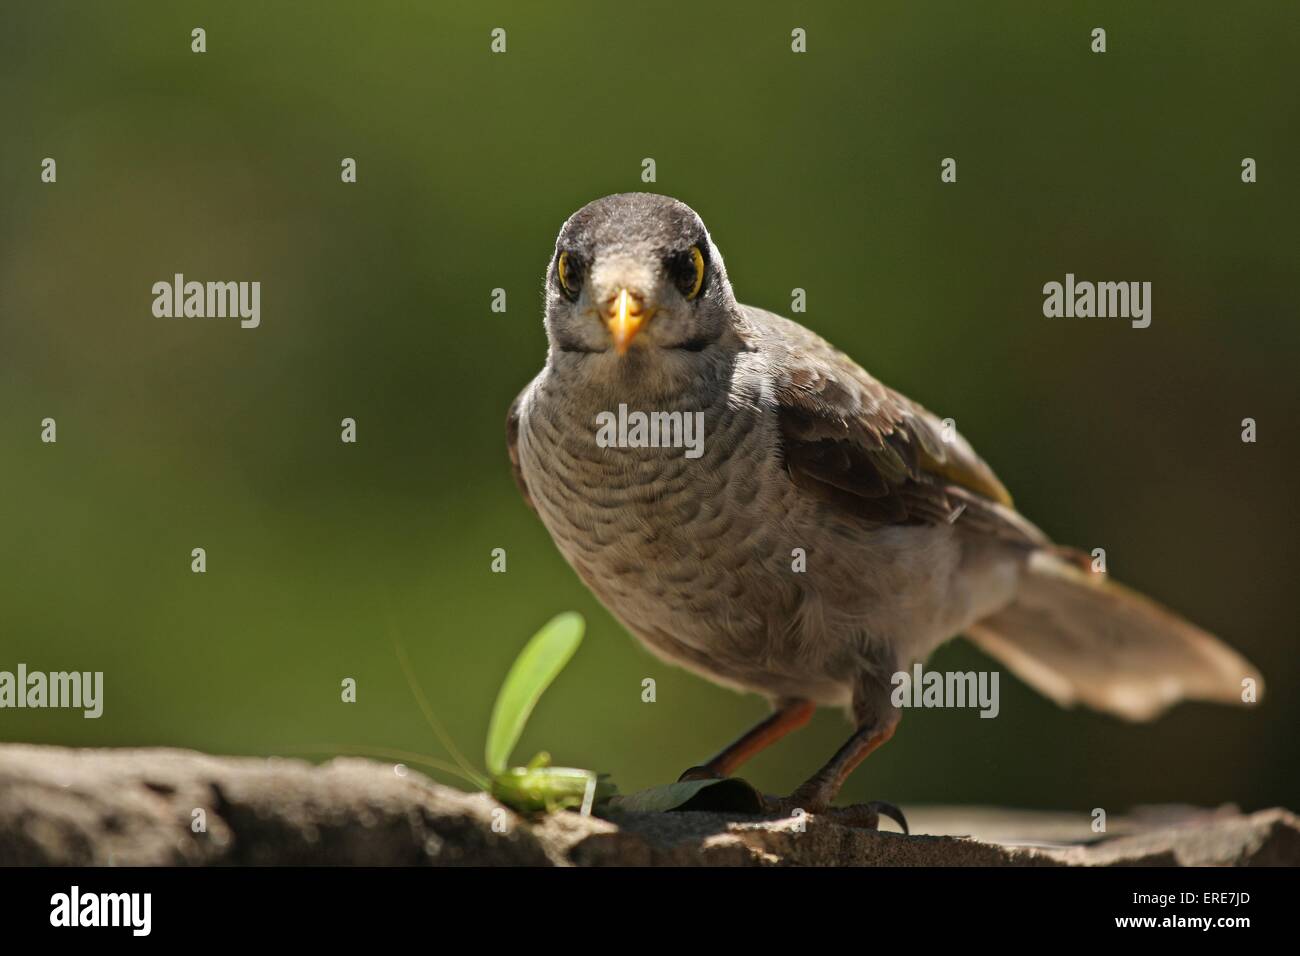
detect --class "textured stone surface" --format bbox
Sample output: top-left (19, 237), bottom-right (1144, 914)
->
top-left (0, 745), bottom-right (1294, 866)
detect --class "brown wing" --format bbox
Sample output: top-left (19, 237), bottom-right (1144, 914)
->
top-left (506, 388), bottom-right (535, 512)
top-left (742, 306), bottom-right (1047, 549)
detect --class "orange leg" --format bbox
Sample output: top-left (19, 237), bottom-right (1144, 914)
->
top-left (766, 710), bottom-right (907, 832)
top-left (791, 715), bottom-right (899, 806)
top-left (679, 699), bottom-right (815, 780)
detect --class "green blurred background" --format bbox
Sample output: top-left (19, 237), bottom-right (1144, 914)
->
top-left (2, 2), bottom-right (1296, 815)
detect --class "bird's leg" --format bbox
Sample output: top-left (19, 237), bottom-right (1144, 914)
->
top-left (762, 679), bottom-right (907, 832)
top-left (678, 698), bottom-right (815, 782)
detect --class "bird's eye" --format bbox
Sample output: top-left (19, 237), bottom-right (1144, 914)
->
top-left (556, 251), bottom-right (583, 300)
top-left (668, 244), bottom-right (707, 300)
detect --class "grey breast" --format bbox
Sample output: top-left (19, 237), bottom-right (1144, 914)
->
top-left (516, 355), bottom-right (865, 701)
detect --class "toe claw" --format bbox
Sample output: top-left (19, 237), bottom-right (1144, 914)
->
top-left (869, 800), bottom-right (909, 834)
top-left (757, 795), bottom-right (908, 832)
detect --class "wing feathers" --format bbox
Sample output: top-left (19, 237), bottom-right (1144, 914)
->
top-left (743, 305), bottom-right (1022, 541)
top-left (506, 389), bottom-right (534, 512)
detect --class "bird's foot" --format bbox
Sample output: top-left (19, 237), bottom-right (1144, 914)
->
top-left (759, 789), bottom-right (909, 833)
top-left (674, 767), bottom-right (906, 831)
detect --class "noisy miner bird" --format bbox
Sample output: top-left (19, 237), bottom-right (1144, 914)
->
top-left (507, 192), bottom-right (1263, 827)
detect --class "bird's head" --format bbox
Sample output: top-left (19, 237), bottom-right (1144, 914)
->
top-left (543, 194), bottom-right (739, 368)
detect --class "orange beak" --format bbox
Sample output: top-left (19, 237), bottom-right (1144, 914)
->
top-left (606, 288), bottom-right (650, 356)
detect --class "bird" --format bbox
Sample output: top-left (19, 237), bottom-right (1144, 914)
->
top-left (506, 192), bottom-right (1264, 828)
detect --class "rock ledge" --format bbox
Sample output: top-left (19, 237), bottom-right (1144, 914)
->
top-left (1, 745), bottom-right (1293, 866)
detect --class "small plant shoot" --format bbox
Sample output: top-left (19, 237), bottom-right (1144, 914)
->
top-left (483, 611), bottom-right (615, 812)
top-left (314, 612), bottom-right (615, 816)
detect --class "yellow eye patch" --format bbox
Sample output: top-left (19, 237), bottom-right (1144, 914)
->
top-left (557, 251), bottom-right (573, 293)
top-left (686, 245), bottom-right (705, 299)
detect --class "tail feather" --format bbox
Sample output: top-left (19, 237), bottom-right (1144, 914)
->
top-left (966, 551), bottom-right (1264, 721)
